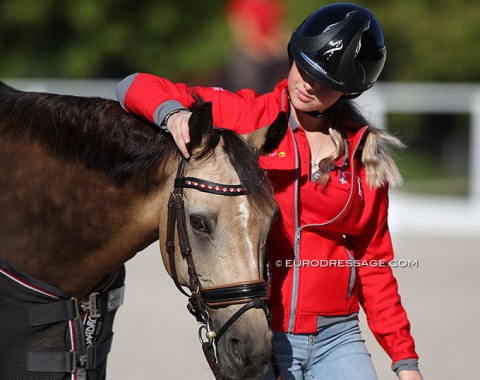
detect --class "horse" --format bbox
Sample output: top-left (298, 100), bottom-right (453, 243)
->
top-left (0, 82), bottom-right (287, 380)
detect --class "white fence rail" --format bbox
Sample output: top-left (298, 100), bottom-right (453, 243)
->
top-left (358, 83), bottom-right (480, 237)
top-left (4, 79), bottom-right (480, 236)
top-left (359, 83), bottom-right (480, 202)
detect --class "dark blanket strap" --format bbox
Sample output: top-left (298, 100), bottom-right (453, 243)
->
top-left (28, 298), bottom-right (79, 327)
top-left (28, 286), bottom-right (125, 327)
top-left (26, 351), bottom-right (76, 373)
top-left (27, 334), bottom-right (114, 373)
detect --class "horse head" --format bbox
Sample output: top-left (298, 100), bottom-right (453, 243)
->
top-left (159, 102), bottom-right (287, 379)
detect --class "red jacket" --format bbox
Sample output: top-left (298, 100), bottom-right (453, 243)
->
top-left (118, 73), bottom-right (418, 365)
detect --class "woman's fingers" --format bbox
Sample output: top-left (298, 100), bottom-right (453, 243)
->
top-left (167, 111), bottom-right (192, 159)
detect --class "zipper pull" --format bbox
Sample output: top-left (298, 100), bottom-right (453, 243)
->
top-left (357, 177), bottom-right (363, 200)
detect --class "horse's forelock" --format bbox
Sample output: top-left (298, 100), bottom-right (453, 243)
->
top-left (218, 129), bottom-right (276, 216)
top-left (187, 96), bottom-right (275, 214)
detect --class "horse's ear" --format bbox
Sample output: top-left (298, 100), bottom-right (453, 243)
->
top-left (244, 111), bottom-right (288, 156)
top-left (188, 102), bottom-right (213, 154)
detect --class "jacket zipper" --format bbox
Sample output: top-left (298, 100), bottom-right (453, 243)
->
top-left (287, 116), bottom-right (301, 333)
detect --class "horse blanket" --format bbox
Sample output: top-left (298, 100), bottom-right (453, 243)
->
top-left (0, 256), bottom-right (125, 380)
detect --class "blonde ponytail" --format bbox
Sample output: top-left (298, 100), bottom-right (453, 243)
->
top-left (362, 126), bottom-right (404, 188)
top-left (316, 100), bottom-right (404, 189)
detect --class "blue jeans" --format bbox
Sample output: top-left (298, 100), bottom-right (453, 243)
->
top-left (264, 317), bottom-right (378, 380)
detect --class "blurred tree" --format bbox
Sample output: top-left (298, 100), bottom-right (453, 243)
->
top-left (0, 0), bottom-right (479, 82)
top-left (361, 0), bottom-right (480, 82)
top-left (0, 0), bottom-right (228, 81)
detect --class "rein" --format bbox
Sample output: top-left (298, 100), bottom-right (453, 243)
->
top-left (165, 158), bottom-right (271, 379)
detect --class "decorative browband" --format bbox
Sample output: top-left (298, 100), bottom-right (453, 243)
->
top-left (174, 177), bottom-right (246, 196)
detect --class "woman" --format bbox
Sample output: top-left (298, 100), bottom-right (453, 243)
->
top-left (116, 4), bottom-right (423, 379)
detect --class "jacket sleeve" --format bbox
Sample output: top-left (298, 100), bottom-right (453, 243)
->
top-left (115, 72), bottom-right (263, 134)
top-left (349, 184), bottom-right (419, 368)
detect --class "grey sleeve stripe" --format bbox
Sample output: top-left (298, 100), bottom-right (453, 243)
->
top-left (115, 73), bottom-right (139, 109)
top-left (391, 358), bottom-right (420, 374)
top-left (153, 100), bottom-right (187, 127)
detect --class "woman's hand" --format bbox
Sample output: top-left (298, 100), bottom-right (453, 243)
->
top-left (398, 370), bottom-right (424, 380)
top-left (165, 110), bottom-right (192, 159)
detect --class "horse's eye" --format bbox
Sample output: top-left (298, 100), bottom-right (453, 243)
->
top-left (190, 215), bottom-right (209, 233)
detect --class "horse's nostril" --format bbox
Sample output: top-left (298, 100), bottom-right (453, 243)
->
top-left (228, 336), bottom-right (253, 366)
top-left (221, 330), bottom-right (271, 380)
top-left (229, 337), bottom-right (241, 358)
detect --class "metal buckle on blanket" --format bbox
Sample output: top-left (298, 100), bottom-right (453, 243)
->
top-left (80, 292), bottom-right (101, 319)
top-left (70, 351), bottom-right (88, 373)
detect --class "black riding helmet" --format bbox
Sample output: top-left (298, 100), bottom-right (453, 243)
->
top-left (288, 3), bottom-right (386, 96)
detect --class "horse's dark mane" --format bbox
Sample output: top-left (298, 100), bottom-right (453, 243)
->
top-left (0, 82), bottom-right (179, 190)
top-left (0, 82), bottom-right (274, 210)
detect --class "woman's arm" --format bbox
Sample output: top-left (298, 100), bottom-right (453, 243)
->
top-left (116, 72), bottom-right (261, 157)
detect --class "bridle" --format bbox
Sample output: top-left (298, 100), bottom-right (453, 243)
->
top-left (165, 158), bottom-right (271, 379)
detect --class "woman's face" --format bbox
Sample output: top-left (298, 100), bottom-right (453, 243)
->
top-left (287, 61), bottom-right (343, 113)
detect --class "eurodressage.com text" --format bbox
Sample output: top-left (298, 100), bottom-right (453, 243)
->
top-left (275, 259), bottom-right (419, 269)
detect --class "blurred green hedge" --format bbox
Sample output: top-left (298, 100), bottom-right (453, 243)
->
top-left (1, 0), bottom-right (479, 82)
